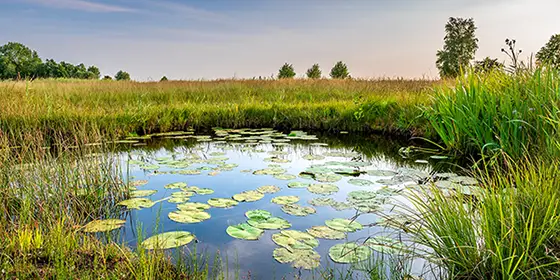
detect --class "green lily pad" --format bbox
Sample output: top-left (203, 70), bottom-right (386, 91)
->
top-left (131, 190), bottom-right (157, 198)
top-left (274, 174), bottom-right (297, 180)
top-left (245, 209), bottom-right (272, 220)
top-left (176, 169), bottom-right (201, 175)
top-left (364, 236), bottom-right (407, 255)
top-left (366, 170), bottom-right (398, 177)
top-left (265, 157), bottom-right (291, 163)
top-left (309, 197), bottom-right (335, 206)
top-left (140, 164), bottom-right (160, 170)
top-left (325, 218), bottom-right (363, 232)
top-left (177, 202), bottom-right (211, 211)
top-left (117, 198), bottom-right (156, 210)
top-left (180, 186), bottom-right (200, 192)
top-left (240, 169), bottom-right (252, 173)
top-left (307, 184), bottom-right (339, 195)
top-left (281, 204), bottom-right (316, 216)
top-left (275, 230), bottom-right (319, 249)
top-left (273, 248), bottom-right (320, 270)
top-left (207, 198), bottom-right (239, 208)
top-left (347, 190), bottom-right (378, 202)
top-left (256, 185), bottom-right (281, 194)
top-left (315, 174), bottom-right (342, 183)
top-left (226, 223), bottom-right (264, 240)
top-left (253, 168), bottom-right (287, 176)
top-left (449, 176), bottom-right (478, 185)
top-left (287, 182), bottom-right (310, 189)
top-left (194, 188), bottom-right (214, 195)
top-left (331, 201), bottom-right (353, 211)
top-left (210, 152), bottom-right (226, 156)
top-left (168, 210), bottom-right (211, 224)
top-left (83, 219), bottom-right (125, 233)
top-left (303, 154), bottom-right (325, 160)
top-left (328, 243), bottom-right (371, 263)
top-left (208, 171), bottom-right (220, 176)
top-left (271, 196), bottom-right (300, 205)
top-left (247, 217), bottom-right (291, 230)
top-left (307, 226), bottom-right (346, 240)
top-left (165, 182), bottom-right (187, 189)
top-left (348, 179), bottom-right (374, 186)
top-left (268, 151), bottom-right (288, 156)
top-left (141, 231), bottom-right (195, 250)
top-left (233, 190), bottom-right (265, 202)
top-left (171, 191), bottom-right (195, 198)
top-left (168, 197), bottom-right (190, 203)
top-left (129, 180), bottom-right (148, 187)
top-left (268, 164), bottom-right (282, 168)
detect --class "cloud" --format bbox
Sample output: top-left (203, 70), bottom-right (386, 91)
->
top-left (25, 0), bottom-right (136, 13)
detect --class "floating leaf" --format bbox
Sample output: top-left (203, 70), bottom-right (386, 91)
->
top-left (256, 185), bottom-right (281, 194)
top-left (265, 157), bottom-right (291, 163)
top-left (325, 218), bottom-right (363, 232)
top-left (281, 204), bottom-right (316, 216)
top-left (83, 219), bottom-right (125, 233)
top-left (364, 236), bottom-right (407, 255)
top-left (233, 190), bottom-right (264, 202)
top-left (245, 209), bottom-right (272, 220)
top-left (303, 154), bottom-right (325, 160)
top-left (208, 171), bottom-right (220, 176)
top-left (226, 223), bottom-right (264, 240)
top-left (307, 226), bottom-right (346, 240)
top-left (328, 243), bottom-right (370, 263)
top-left (309, 197), bottom-right (335, 206)
top-left (168, 210), bottom-right (211, 224)
top-left (168, 197), bottom-right (190, 203)
top-left (315, 174), bottom-right (342, 183)
top-left (331, 201), bottom-right (353, 211)
top-left (273, 248), bottom-right (320, 270)
top-left (177, 202), bottom-right (211, 211)
top-left (268, 151), bottom-right (288, 156)
top-left (131, 190), bottom-right (157, 198)
top-left (165, 182), bottom-right (187, 189)
top-left (207, 198), bottom-right (238, 208)
top-left (247, 217), bottom-right (291, 230)
top-left (181, 186), bottom-right (200, 192)
top-left (287, 182), bottom-right (310, 189)
top-left (240, 169), bottom-right (252, 173)
top-left (366, 170), bottom-right (398, 177)
top-left (253, 168), bottom-right (287, 176)
top-left (118, 198), bottom-right (156, 210)
top-left (176, 169), bottom-right (201, 175)
top-left (194, 188), bottom-right (214, 195)
top-left (171, 191), bottom-right (195, 198)
top-left (129, 180), bottom-right (148, 187)
top-left (140, 164), bottom-right (160, 170)
top-left (141, 231), bottom-right (195, 250)
top-left (347, 190), bottom-right (378, 202)
top-left (271, 196), bottom-right (300, 205)
top-left (348, 179), bottom-right (374, 186)
top-left (307, 184), bottom-right (339, 195)
top-left (210, 152), bottom-right (226, 156)
top-left (274, 174), bottom-right (296, 180)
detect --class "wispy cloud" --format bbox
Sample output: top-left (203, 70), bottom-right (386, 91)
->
top-left (141, 0), bottom-right (229, 23)
top-left (25, 0), bottom-right (136, 13)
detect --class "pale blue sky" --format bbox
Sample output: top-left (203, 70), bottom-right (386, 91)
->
top-left (1, 0), bottom-right (559, 80)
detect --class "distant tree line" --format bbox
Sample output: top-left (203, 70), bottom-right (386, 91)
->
top-left (0, 42), bottom-right (130, 81)
top-left (277, 61), bottom-right (350, 79)
top-left (436, 17), bottom-right (560, 78)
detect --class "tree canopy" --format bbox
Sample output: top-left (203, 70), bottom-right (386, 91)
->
top-left (278, 63), bottom-right (296, 79)
top-left (536, 34), bottom-right (560, 70)
top-left (436, 17), bottom-right (479, 78)
top-left (330, 61), bottom-right (349, 79)
top-left (115, 70), bottom-right (131, 81)
top-left (306, 64), bottom-right (321, 79)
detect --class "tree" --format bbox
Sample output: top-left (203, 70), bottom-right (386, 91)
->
top-left (277, 63), bottom-right (296, 79)
top-left (474, 57), bottom-right (504, 73)
top-left (536, 34), bottom-right (560, 70)
top-left (329, 61), bottom-right (349, 79)
top-left (306, 64), bottom-right (321, 79)
top-left (0, 42), bottom-right (42, 79)
top-left (102, 75), bottom-right (113, 80)
top-left (160, 76), bottom-right (168, 82)
top-left (114, 70), bottom-right (131, 81)
top-left (436, 17), bottom-right (479, 78)
top-left (86, 66), bottom-right (100, 79)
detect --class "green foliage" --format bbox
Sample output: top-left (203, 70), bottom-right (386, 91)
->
top-left (474, 57), bottom-right (504, 73)
top-left (87, 66), bottom-right (101, 79)
top-left (115, 70), bottom-right (131, 81)
top-left (160, 76), bottom-right (168, 82)
top-left (102, 75), bottom-right (112, 80)
top-left (0, 42), bottom-right (42, 79)
top-left (436, 17), bottom-right (479, 78)
top-left (278, 63), bottom-right (296, 79)
top-left (536, 34), bottom-right (560, 70)
top-left (329, 61), bottom-right (349, 79)
top-left (306, 64), bottom-right (321, 79)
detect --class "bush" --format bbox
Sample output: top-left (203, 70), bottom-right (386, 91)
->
top-left (114, 70), bottom-right (130, 81)
top-left (306, 64), bottom-right (321, 79)
top-left (277, 63), bottom-right (296, 79)
top-left (329, 61), bottom-right (349, 79)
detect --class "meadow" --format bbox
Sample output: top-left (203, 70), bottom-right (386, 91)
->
top-left (1, 68), bottom-right (560, 279)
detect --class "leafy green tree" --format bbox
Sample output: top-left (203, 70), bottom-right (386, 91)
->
top-left (102, 75), bottom-right (113, 80)
top-left (536, 34), bottom-right (560, 70)
top-left (160, 76), bottom-right (168, 82)
top-left (436, 17), bottom-right (479, 78)
top-left (277, 63), bottom-right (296, 79)
top-left (0, 42), bottom-right (42, 79)
top-left (474, 57), bottom-right (504, 73)
top-left (306, 64), bottom-right (321, 79)
top-left (86, 66), bottom-right (100, 79)
top-left (329, 61), bottom-right (349, 79)
top-left (115, 70), bottom-right (131, 81)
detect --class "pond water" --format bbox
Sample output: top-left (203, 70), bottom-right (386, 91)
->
top-left (100, 129), bottom-right (470, 279)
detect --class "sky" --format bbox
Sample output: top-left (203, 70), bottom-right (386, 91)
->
top-left (1, 0), bottom-right (559, 80)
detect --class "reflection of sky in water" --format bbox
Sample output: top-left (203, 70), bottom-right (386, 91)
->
top-left (115, 135), bottom-right (446, 279)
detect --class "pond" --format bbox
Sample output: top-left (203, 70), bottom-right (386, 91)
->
top-left (91, 129), bottom-right (474, 279)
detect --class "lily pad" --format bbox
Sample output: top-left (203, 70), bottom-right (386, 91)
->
top-left (247, 217), bottom-right (291, 230)
top-left (274, 174), bottom-right (297, 180)
top-left (194, 188), bottom-right (214, 195)
top-left (364, 236), bottom-right (407, 255)
top-left (303, 154), bottom-right (325, 160)
top-left (265, 157), bottom-right (291, 163)
top-left (177, 202), bottom-right (211, 211)
top-left (245, 209), bottom-right (272, 220)
top-left (165, 182), bottom-right (187, 189)
top-left (117, 198), bottom-right (156, 210)
top-left (176, 169), bottom-right (201, 175)
top-left (325, 218), bottom-right (363, 232)
top-left (307, 184), bottom-right (339, 195)
top-left (273, 230), bottom-right (319, 250)
top-left (307, 226), bottom-right (346, 240)
top-left (271, 195), bottom-right (300, 205)
top-left (168, 197), bottom-right (190, 203)
top-left (141, 231), bottom-right (195, 250)
top-left (281, 204), bottom-right (316, 216)
top-left (233, 190), bottom-right (265, 202)
top-left (331, 201), bottom-right (353, 211)
top-left (130, 180), bottom-right (148, 187)
top-left (210, 152), bottom-right (226, 156)
top-left (226, 223), bottom-right (264, 240)
top-left (347, 190), bottom-right (377, 202)
top-left (287, 182), bottom-right (310, 189)
top-left (348, 179), bottom-right (374, 186)
top-left (168, 210), bottom-right (211, 224)
top-left (208, 171), bottom-right (220, 176)
top-left (256, 185), bottom-right (281, 194)
top-left (328, 243), bottom-right (371, 263)
top-left (253, 168), bottom-right (287, 176)
top-left (309, 197), bottom-right (335, 206)
top-left (83, 219), bottom-right (125, 233)
top-left (315, 174), bottom-right (342, 183)
top-left (207, 198), bottom-right (239, 208)
top-left (131, 190), bottom-right (157, 198)
top-left (366, 170), bottom-right (398, 177)
top-left (268, 151), bottom-right (288, 156)
top-left (273, 248), bottom-right (320, 270)
top-left (140, 164), bottom-right (160, 170)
